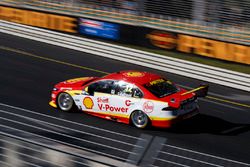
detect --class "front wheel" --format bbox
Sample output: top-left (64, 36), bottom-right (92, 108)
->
top-left (57, 93), bottom-right (74, 112)
top-left (130, 110), bottom-right (149, 129)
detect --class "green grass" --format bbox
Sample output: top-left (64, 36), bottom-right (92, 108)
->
top-left (119, 44), bottom-right (250, 74)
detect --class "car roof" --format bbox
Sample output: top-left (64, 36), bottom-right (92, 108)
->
top-left (102, 70), bottom-right (162, 85)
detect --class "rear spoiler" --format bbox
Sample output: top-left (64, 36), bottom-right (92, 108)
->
top-left (181, 84), bottom-right (209, 97)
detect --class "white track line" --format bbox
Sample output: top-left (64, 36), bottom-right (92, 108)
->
top-left (0, 116), bottom-right (136, 155)
top-left (0, 102), bottom-right (143, 140)
top-left (0, 160), bottom-right (13, 167)
top-left (0, 131), bottom-right (133, 167)
top-left (0, 138), bottom-right (48, 154)
top-left (0, 109), bottom-right (140, 148)
top-left (0, 139), bottom-right (108, 167)
top-left (0, 147), bottom-right (66, 167)
top-left (159, 151), bottom-right (223, 167)
top-left (154, 157), bottom-right (190, 167)
top-left (0, 161), bottom-right (13, 167)
top-left (0, 153), bottom-right (43, 167)
top-left (163, 144), bottom-right (250, 166)
top-left (0, 125), bottom-right (127, 161)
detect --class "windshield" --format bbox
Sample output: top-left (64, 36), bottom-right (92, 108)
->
top-left (144, 78), bottom-right (179, 97)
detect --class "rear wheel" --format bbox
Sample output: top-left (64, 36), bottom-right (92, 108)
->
top-left (57, 93), bottom-right (74, 112)
top-left (130, 110), bottom-right (149, 129)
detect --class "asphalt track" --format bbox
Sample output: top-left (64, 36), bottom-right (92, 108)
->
top-left (0, 32), bottom-right (250, 166)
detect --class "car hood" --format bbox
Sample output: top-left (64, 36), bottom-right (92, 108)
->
top-left (55, 77), bottom-right (98, 88)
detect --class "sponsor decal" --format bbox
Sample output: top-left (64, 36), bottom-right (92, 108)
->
top-left (0, 6), bottom-right (77, 33)
top-left (97, 97), bottom-right (109, 103)
top-left (143, 101), bottom-right (154, 113)
top-left (83, 97), bottom-right (94, 109)
top-left (98, 104), bottom-right (128, 113)
top-left (147, 31), bottom-right (177, 49)
top-left (123, 72), bottom-right (145, 77)
top-left (149, 79), bottom-right (165, 85)
top-left (118, 92), bottom-right (132, 97)
top-left (125, 100), bottom-right (132, 106)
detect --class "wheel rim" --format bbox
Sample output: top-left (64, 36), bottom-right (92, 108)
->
top-left (131, 111), bottom-right (148, 128)
top-left (57, 93), bottom-right (73, 111)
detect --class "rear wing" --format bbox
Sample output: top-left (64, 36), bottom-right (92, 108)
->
top-left (181, 84), bottom-right (209, 97)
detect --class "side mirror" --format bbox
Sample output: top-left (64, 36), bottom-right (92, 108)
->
top-left (82, 90), bottom-right (89, 95)
top-left (87, 83), bottom-right (98, 96)
top-left (88, 87), bottom-right (95, 96)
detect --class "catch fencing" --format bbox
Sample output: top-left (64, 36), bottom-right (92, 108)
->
top-left (0, 0), bottom-right (249, 45)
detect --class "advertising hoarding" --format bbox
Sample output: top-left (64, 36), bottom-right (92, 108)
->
top-left (79, 18), bottom-right (119, 40)
top-left (0, 6), bottom-right (77, 33)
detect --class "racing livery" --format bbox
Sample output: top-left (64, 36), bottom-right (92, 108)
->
top-left (49, 71), bottom-right (208, 128)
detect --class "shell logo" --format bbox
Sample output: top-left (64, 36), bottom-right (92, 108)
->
top-left (123, 72), bottom-right (145, 77)
top-left (83, 97), bottom-right (94, 109)
top-left (147, 31), bottom-right (177, 49)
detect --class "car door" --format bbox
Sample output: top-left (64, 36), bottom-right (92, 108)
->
top-left (78, 80), bottom-right (115, 115)
top-left (106, 81), bottom-right (143, 119)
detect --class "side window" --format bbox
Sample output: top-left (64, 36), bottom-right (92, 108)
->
top-left (88, 80), bottom-right (114, 95)
top-left (114, 81), bottom-right (133, 97)
top-left (114, 81), bottom-right (143, 98)
top-left (133, 88), bottom-right (143, 98)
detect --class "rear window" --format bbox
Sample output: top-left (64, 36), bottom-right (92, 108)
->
top-left (144, 78), bottom-right (179, 97)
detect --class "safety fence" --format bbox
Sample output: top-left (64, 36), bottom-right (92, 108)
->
top-left (0, 0), bottom-right (249, 45)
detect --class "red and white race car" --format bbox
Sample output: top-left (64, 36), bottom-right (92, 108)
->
top-left (49, 71), bottom-right (208, 128)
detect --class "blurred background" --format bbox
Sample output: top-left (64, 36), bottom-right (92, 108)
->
top-left (1, 0), bottom-right (249, 68)
top-left (0, 1), bottom-right (250, 167)
top-left (0, 0), bottom-right (249, 45)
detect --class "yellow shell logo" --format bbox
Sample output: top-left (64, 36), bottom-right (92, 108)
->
top-left (124, 72), bottom-right (145, 77)
top-left (83, 97), bottom-right (94, 109)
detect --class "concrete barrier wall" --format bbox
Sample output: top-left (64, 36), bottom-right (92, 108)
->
top-left (1, 20), bottom-right (249, 92)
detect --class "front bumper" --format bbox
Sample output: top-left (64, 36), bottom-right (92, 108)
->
top-left (49, 89), bottom-right (59, 108)
top-left (49, 100), bottom-right (57, 108)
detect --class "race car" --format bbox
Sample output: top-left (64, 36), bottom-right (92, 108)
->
top-left (49, 70), bottom-right (208, 128)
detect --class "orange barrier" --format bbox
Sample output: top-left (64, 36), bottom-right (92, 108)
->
top-left (177, 35), bottom-right (250, 64)
top-left (0, 6), bottom-right (77, 33)
top-left (147, 31), bottom-right (250, 65)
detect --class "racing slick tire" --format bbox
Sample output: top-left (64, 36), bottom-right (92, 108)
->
top-left (57, 92), bottom-right (75, 112)
top-left (130, 110), bottom-right (149, 129)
